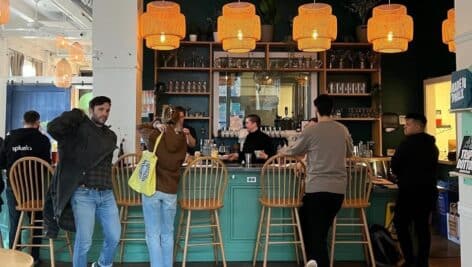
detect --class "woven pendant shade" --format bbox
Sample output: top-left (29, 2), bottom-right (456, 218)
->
top-left (217, 2), bottom-right (260, 53)
top-left (0, 0), bottom-right (9, 25)
top-left (442, 8), bottom-right (455, 53)
top-left (69, 42), bottom-right (85, 62)
top-left (293, 3), bottom-right (337, 52)
top-left (367, 4), bottom-right (413, 53)
top-left (54, 58), bottom-right (72, 88)
top-left (55, 35), bottom-right (68, 49)
top-left (140, 1), bottom-right (185, 50)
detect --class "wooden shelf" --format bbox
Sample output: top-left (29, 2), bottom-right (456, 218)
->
top-left (177, 41), bottom-right (371, 49)
top-left (268, 68), bottom-right (324, 72)
top-left (166, 92), bottom-right (210, 95)
top-left (213, 68), bottom-right (265, 72)
top-left (326, 93), bottom-right (371, 97)
top-left (185, 117), bottom-right (210, 120)
top-left (326, 68), bottom-right (379, 73)
top-left (335, 117), bottom-right (380, 121)
top-left (156, 67), bottom-right (210, 71)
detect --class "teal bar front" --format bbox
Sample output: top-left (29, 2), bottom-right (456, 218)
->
top-left (0, 166), bottom-right (397, 263)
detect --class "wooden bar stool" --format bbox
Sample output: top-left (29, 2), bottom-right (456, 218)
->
top-left (9, 157), bottom-right (72, 267)
top-left (252, 155), bottom-right (307, 267)
top-left (364, 157), bottom-right (391, 179)
top-left (111, 153), bottom-right (145, 262)
top-left (174, 156), bottom-right (228, 267)
top-left (330, 157), bottom-right (376, 267)
top-left (0, 248), bottom-right (34, 267)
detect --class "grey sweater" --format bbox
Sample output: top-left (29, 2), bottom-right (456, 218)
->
top-left (281, 121), bottom-right (353, 194)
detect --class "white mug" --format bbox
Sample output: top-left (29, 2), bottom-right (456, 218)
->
top-left (189, 34), bottom-right (197, 42)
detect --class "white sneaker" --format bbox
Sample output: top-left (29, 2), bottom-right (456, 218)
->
top-left (306, 259), bottom-right (318, 267)
top-left (90, 262), bottom-right (99, 267)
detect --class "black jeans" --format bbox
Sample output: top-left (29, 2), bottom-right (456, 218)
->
top-left (393, 188), bottom-right (437, 267)
top-left (6, 186), bottom-right (42, 261)
top-left (300, 192), bottom-right (344, 267)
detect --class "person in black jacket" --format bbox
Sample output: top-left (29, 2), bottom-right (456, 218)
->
top-left (0, 110), bottom-right (51, 263)
top-left (391, 113), bottom-right (439, 267)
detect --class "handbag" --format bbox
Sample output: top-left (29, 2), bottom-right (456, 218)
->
top-left (128, 133), bottom-right (163, 196)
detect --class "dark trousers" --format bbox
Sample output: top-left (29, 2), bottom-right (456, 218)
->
top-left (393, 188), bottom-right (437, 267)
top-left (300, 192), bottom-right (344, 267)
top-left (6, 186), bottom-right (42, 260)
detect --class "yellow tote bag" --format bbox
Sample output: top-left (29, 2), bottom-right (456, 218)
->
top-left (128, 133), bottom-right (163, 196)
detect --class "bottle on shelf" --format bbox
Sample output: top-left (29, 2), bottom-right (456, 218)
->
top-left (436, 110), bottom-right (442, 127)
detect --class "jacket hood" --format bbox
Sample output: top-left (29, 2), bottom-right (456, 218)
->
top-left (8, 128), bottom-right (43, 140)
top-left (406, 132), bottom-right (436, 144)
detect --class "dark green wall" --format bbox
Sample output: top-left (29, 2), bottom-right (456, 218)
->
top-left (143, 0), bottom-right (456, 153)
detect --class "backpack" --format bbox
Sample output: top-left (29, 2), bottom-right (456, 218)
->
top-left (369, 224), bottom-right (401, 267)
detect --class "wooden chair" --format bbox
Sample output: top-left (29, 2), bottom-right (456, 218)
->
top-left (9, 157), bottom-right (72, 267)
top-left (364, 157), bottom-right (391, 179)
top-left (252, 155), bottom-right (307, 267)
top-left (0, 248), bottom-right (34, 267)
top-left (111, 153), bottom-right (145, 263)
top-left (330, 157), bottom-right (376, 267)
top-left (174, 156), bottom-right (228, 267)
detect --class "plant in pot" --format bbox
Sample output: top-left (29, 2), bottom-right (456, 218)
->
top-left (344, 0), bottom-right (382, 43)
top-left (257, 0), bottom-right (280, 42)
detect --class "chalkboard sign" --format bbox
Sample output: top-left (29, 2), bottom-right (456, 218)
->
top-left (456, 136), bottom-right (472, 175)
top-left (451, 68), bottom-right (472, 111)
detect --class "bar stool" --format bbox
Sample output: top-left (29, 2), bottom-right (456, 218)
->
top-left (112, 153), bottom-right (145, 262)
top-left (9, 157), bottom-right (72, 267)
top-left (174, 156), bottom-right (228, 267)
top-left (364, 157), bottom-right (391, 179)
top-left (330, 157), bottom-right (376, 267)
top-left (252, 155), bottom-right (307, 267)
top-left (0, 248), bottom-right (34, 267)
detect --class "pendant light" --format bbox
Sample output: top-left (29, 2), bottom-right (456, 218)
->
top-left (54, 58), bottom-right (72, 88)
top-left (217, 1), bottom-right (261, 53)
top-left (140, 1), bottom-right (186, 50)
top-left (55, 35), bottom-right (68, 49)
top-left (367, 1), bottom-right (413, 53)
top-left (0, 0), bottom-right (9, 25)
top-left (293, 1), bottom-right (337, 52)
top-left (69, 42), bottom-right (85, 62)
top-left (442, 9), bottom-right (455, 53)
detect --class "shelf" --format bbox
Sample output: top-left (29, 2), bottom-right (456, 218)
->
top-left (156, 67), bottom-right (210, 71)
top-left (166, 92), bottom-right (210, 95)
top-left (437, 125), bottom-right (452, 129)
top-left (335, 117), bottom-right (380, 121)
top-left (268, 68), bottom-right (324, 72)
top-left (326, 68), bottom-right (379, 73)
top-left (326, 93), bottom-right (371, 97)
top-left (213, 68), bottom-right (266, 72)
top-left (177, 41), bottom-right (371, 49)
top-left (185, 117), bottom-right (210, 120)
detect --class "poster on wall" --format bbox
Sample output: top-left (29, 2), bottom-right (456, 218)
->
top-left (456, 136), bottom-right (472, 175)
top-left (451, 68), bottom-right (472, 111)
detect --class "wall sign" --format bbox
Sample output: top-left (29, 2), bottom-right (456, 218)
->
top-left (451, 68), bottom-right (472, 111)
top-left (456, 136), bottom-right (472, 175)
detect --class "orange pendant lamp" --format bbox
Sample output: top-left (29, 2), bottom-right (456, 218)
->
top-left (217, 1), bottom-right (261, 53)
top-left (55, 35), bottom-right (68, 49)
top-left (293, 2), bottom-right (337, 52)
top-left (54, 58), bottom-right (72, 88)
top-left (0, 0), bottom-right (9, 25)
top-left (367, 2), bottom-right (413, 53)
top-left (69, 42), bottom-right (85, 62)
top-left (442, 8), bottom-right (455, 53)
top-left (140, 1), bottom-right (186, 50)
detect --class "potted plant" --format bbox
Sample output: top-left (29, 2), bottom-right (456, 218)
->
top-left (344, 0), bottom-right (382, 42)
top-left (257, 0), bottom-right (280, 42)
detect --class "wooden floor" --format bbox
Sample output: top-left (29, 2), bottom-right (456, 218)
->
top-left (38, 233), bottom-right (461, 267)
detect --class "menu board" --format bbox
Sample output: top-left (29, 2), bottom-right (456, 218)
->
top-left (456, 136), bottom-right (472, 175)
top-left (451, 68), bottom-right (472, 111)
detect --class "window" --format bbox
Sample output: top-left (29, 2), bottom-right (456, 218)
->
top-left (22, 58), bottom-right (36, 77)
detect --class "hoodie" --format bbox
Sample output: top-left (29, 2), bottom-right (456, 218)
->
top-left (391, 132), bottom-right (439, 191)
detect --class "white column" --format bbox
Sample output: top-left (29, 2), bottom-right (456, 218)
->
top-left (0, 37), bottom-right (9, 137)
top-left (455, 1), bottom-right (472, 266)
top-left (92, 0), bottom-right (143, 154)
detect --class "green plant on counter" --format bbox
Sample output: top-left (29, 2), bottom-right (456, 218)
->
top-left (257, 0), bottom-right (280, 25)
top-left (344, 0), bottom-right (382, 25)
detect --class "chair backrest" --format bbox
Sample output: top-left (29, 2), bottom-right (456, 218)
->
top-left (9, 156), bottom-right (53, 210)
top-left (364, 157), bottom-right (391, 179)
top-left (344, 157), bottom-right (374, 206)
top-left (260, 155), bottom-right (306, 206)
top-left (180, 156), bottom-right (228, 208)
top-left (112, 153), bottom-right (141, 206)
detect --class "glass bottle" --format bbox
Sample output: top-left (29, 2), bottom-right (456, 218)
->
top-left (436, 110), bottom-right (442, 128)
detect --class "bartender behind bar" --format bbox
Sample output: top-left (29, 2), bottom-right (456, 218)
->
top-left (225, 114), bottom-right (275, 164)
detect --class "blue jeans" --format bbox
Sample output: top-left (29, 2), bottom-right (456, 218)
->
top-left (71, 187), bottom-right (121, 267)
top-left (142, 191), bottom-right (177, 267)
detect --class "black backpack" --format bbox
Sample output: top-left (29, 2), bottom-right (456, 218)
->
top-left (369, 224), bottom-right (401, 267)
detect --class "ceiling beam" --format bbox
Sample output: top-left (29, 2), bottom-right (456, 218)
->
top-left (10, 0), bottom-right (37, 23)
top-left (49, 0), bottom-right (92, 30)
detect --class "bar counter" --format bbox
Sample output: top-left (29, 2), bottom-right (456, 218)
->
top-left (1, 165), bottom-right (397, 263)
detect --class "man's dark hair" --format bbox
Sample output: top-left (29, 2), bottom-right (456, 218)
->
top-left (174, 106), bottom-right (186, 115)
top-left (23, 110), bottom-right (40, 124)
top-left (89, 96), bottom-right (111, 109)
top-left (313, 94), bottom-right (333, 116)
top-left (246, 114), bottom-right (262, 127)
top-left (406, 113), bottom-right (427, 127)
